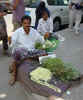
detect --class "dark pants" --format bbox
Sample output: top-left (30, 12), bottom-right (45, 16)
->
top-left (2, 36), bottom-right (8, 51)
top-left (34, 19), bottom-right (39, 29)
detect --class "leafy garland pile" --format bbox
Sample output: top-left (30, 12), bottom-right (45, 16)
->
top-left (35, 40), bottom-right (56, 50)
top-left (41, 58), bottom-right (80, 83)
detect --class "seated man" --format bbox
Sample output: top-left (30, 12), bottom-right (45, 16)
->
top-left (37, 8), bottom-right (55, 39)
top-left (9, 15), bottom-right (65, 100)
top-left (9, 15), bottom-right (45, 85)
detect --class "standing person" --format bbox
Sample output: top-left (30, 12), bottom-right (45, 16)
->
top-left (0, 3), bottom-right (8, 54)
top-left (10, 0), bottom-right (25, 31)
top-left (35, 1), bottom-right (50, 29)
top-left (69, 0), bottom-right (83, 35)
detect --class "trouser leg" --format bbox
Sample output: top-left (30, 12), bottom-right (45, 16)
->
top-left (2, 36), bottom-right (8, 51)
top-left (9, 60), bottom-right (17, 86)
top-left (69, 9), bottom-right (75, 29)
top-left (74, 10), bottom-right (82, 31)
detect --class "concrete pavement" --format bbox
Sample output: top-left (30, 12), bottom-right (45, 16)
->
top-left (0, 23), bottom-right (83, 100)
top-left (56, 25), bottom-right (83, 100)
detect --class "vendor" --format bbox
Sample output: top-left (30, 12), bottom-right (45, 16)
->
top-left (9, 15), bottom-right (64, 100)
top-left (37, 8), bottom-right (53, 39)
top-left (9, 15), bottom-right (45, 85)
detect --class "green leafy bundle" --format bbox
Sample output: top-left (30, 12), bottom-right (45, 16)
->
top-left (35, 42), bottom-right (43, 50)
top-left (42, 58), bottom-right (80, 83)
top-left (35, 40), bottom-right (56, 50)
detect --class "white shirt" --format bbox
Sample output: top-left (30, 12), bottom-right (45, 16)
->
top-left (10, 27), bottom-right (44, 53)
top-left (37, 17), bottom-right (53, 36)
top-left (69, 0), bottom-right (83, 4)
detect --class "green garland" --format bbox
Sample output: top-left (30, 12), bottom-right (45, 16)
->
top-left (41, 58), bottom-right (80, 83)
top-left (35, 40), bottom-right (56, 50)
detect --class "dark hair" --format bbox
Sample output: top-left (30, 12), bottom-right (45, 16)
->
top-left (21, 15), bottom-right (31, 23)
top-left (38, 1), bottom-right (45, 8)
top-left (42, 8), bottom-right (50, 17)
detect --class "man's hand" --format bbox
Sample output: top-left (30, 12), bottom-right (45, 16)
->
top-left (44, 32), bottom-right (50, 39)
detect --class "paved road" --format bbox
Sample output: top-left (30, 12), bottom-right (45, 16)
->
top-left (0, 17), bottom-right (83, 100)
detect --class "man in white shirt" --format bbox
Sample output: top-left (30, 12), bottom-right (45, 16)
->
top-left (11, 16), bottom-right (44, 53)
top-left (9, 15), bottom-right (45, 85)
top-left (9, 16), bottom-right (64, 100)
top-left (69, 0), bottom-right (83, 35)
top-left (37, 9), bottom-right (53, 39)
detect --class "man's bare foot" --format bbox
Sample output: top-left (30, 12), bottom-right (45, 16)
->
top-left (9, 61), bottom-right (16, 73)
top-left (49, 96), bottom-right (64, 100)
top-left (49, 96), bottom-right (56, 100)
top-left (9, 65), bottom-right (13, 73)
top-left (9, 74), bottom-right (16, 86)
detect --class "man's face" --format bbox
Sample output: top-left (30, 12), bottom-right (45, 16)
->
top-left (22, 19), bottom-right (31, 34)
top-left (42, 12), bottom-right (48, 21)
